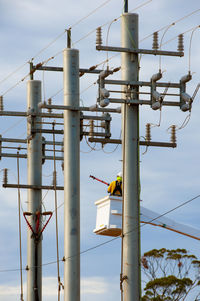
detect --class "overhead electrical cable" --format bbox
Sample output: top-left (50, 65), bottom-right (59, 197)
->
top-left (1, 54), bottom-right (62, 96)
top-left (4, 0), bottom-right (197, 98)
top-left (0, 61), bottom-right (29, 86)
top-left (1, 193), bottom-right (200, 273)
top-left (188, 25), bottom-right (200, 72)
top-left (69, 0), bottom-right (116, 29)
top-left (0, 0), bottom-right (117, 88)
top-left (159, 24), bottom-right (175, 71)
top-left (2, 118), bottom-right (25, 135)
top-left (73, 0), bottom-right (152, 45)
top-left (30, 31), bottom-right (66, 62)
top-left (72, 8), bottom-right (200, 72)
top-left (140, 7), bottom-right (200, 43)
top-left (1, 3), bottom-right (200, 97)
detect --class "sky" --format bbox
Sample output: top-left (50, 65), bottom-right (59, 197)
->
top-left (0, 0), bottom-right (200, 300)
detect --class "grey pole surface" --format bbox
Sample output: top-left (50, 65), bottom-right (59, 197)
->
top-left (121, 13), bottom-right (140, 300)
top-left (63, 48), bottom-right (80, 301)
top-left (27, 80), bottom-right (42, 301)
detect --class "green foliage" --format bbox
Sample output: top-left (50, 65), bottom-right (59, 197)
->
top-left (141, 249), bottom-right (200, 301)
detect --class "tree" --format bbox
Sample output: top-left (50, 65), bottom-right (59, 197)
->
top-left (141, 248), bottom-right (200, 301)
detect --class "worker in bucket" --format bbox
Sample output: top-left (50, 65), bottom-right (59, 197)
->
top-left (107, 171), bottom-right (122, 196)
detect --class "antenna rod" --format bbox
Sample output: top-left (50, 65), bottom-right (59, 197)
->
top-left (67, 29), bottom-right (71, 48)
top-left (124, 0), bottom-right (128, 13)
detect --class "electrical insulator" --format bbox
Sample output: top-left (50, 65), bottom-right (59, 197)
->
top-left (61, 139), bottom-right (64, 171)
top-left (177, 34), bottom-right (184, 52)
top-left (100, 98), bottom-right (109, 107)
top-left (103, 113), bottom-right (111, 138)
top-left (0, 96), bottom-right (3, 111)
top-left (89, 120), bottom-right (94, 137)
top-left (48, 98), bottom-right (52, 113)
top-left (80, 112), bottom-right (84, 141)
top-left (151, 71), bottom-right (163, 110)
top-left (145, 123), bottom-right (151, 142)
top-left (152, 32), bottom-right (159, 50)
top-left (42, 137), bottom-right (45, 165)
top-left (52, 171), bottom-right (57, 186)
top-left (96, 27), bottom-right (102, 46)
top-left (0, 135), bottom-right (1, 161)
top-left (170, 125), bottom-right (176, 144)
top-left (3, 168), bottom-right (8, 185)
top-left (180, 73), bottom-right (192, 112)
top-left (100, 88), bottom-right (110, 98)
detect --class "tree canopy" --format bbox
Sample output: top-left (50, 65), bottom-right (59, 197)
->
top-left (141, 248), bottom-right (200, 301)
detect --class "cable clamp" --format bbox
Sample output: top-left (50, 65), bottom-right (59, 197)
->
top-left (120, 273), bottom-right (128, 291)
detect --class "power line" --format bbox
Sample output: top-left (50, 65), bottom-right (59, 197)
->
top-left (0, 0), bottom-right (117, 89)
top-left (140, 7), bottom-right (200, 43)
top-left (69, 0), bottom-right (116, 29)
top-left (1, 3), bottom-right (199, 98)
top-left (0, 193), bottom-right (199, 274)
top-left (2, 1), bottom-right (198, 98)
top-left (73, 0), bottom-right (152, 45)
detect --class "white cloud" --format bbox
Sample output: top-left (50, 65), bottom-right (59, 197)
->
top-left (0, 276), bottom-right (117, 301)
top-left (81, 276), bottom-right (108, 294)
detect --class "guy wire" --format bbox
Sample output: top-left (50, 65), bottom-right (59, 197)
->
top-left (52, 122), bottom-right (63, 301)
top-left (17, 150), bottom-right (24, 301)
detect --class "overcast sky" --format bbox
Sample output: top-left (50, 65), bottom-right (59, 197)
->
top-left (1, 0), bottom-right (200, 300)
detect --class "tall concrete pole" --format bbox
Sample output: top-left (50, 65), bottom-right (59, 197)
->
top-left (27, 80), bottom-right (42, 301)
top-left (63, 48), bottom-right (80, 301)
top-left (121, 13), bottom-right (141, 300)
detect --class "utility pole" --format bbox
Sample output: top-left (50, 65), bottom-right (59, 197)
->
top-left (121, 13), bottom-right (140, 300)
top-left (27, 80), bottom-right (42, 301)
top-left (63, 48), bottom-right (80, 301)
top-left (2, 3), bottom-right (199, 300)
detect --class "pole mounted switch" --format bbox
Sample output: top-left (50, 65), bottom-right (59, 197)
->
top-left (151, 71), bottom-right (163, 110)
top-left (98, 69), bottom-right (111, 108)
top-left (180, 73), bottom-right (192, 112)
top-left (100, 88), bottom-right (110, 107)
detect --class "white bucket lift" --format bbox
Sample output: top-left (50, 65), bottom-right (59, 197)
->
top-left (94, 196), bottom-right (122, 237)
top-left (93, 196), bottom-right (200, 241)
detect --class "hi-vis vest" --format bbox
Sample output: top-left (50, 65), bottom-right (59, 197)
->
top-left (107, 180), bottom-right (122, 196)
